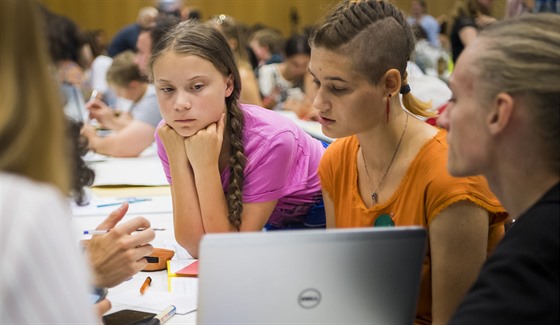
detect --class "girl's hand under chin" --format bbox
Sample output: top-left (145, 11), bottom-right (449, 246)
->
top-left (185, 113), bottom-right (225, 170)
top-left (157, 123), bottom-right (189, 162)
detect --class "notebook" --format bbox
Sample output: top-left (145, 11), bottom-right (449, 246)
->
top-left (197, 227), bottom-right (426, 324)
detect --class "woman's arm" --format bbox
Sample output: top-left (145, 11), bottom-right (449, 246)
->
top-left (158, 124), bottom-right (205, 257)
top-left (429, 200), bottom-right (489, 325)
top-left (458, 26), bottom-right (478, 49)
top-left (86, 98), bottom-right (132, 131)
top-left (82, 120), bottom-right (155, 157)
top-left (323, 189), bottom-right (336, 228)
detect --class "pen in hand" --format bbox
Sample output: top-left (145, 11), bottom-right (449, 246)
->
top-left (83, 227), bottom-right (165, 235)
top-left (88, 89), bottom-right (99, 103)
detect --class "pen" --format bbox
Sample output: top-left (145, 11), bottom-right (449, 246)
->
top-left (140, 276), bottom-right (152, 295)
top-left (144, 305), bottom-right (176, 325)
top-left (88, 89), bottom-right (98, 102)
top-left (96, 198), bottom-right (152, 208)
top-left (83, 227), bottom-right (165, 235)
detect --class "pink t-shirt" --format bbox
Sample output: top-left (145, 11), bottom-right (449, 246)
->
top-left (155, 104), bottom-right (325, 228)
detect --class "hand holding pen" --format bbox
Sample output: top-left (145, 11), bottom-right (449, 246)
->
top-left (85, 203), bottom-right (156, 288)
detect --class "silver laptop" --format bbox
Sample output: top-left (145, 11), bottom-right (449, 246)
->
top-left (197, 227), bottom-right (426, 324)
top-left (61, 83), bottom-right (88, 123)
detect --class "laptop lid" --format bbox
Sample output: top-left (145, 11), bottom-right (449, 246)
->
top-left (197, 227), bottom-right (426, 324)
top-left (61, 83), bottom-right (88, 123)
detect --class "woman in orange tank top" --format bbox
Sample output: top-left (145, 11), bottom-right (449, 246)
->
top-left (308, 1), bottom-right (507, 324)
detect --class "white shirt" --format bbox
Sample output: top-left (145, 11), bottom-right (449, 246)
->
top-left (1, 172), bottom-right (97, 324)
top-left (405, 61), bottom-right (452, 116)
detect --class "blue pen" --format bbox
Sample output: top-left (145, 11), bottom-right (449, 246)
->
top-left (96, 198), bottom-right (152, 208)
top-left (83, 227), bottom-right (165, 235)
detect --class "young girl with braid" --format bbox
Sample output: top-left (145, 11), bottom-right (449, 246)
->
top-left (149, 20), bottom-right (326, 258)
top-left (309, 1), bottom-right (507, 324)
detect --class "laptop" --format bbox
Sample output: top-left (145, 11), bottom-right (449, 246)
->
top-left (61, 83), bottom-right (88, 123)
top-left (197, 227), bottom-right (426, 324)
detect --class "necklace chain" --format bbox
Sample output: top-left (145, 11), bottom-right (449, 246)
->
top-left (362, 113), bottom-right (409, 205)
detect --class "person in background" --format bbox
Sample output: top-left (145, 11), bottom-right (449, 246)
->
top-left (39, 4), bottom-right (91, 92)
top-left (0, 0), bottom-right (104, 321)
top-left (437, 14), bottom-right (559, 324)
top-left (258, 34), bottom-right (314, 116)
top-left (504, 0), bottom-right (533, 17)
top-left (107, 6), bottom-right (158, 58)
top-left (207, 14), bottom-right (263, 106)
top-left (181, 6), bottom-right (202, 21)
top-left (447, 0), bottom-right (497, 63)
top-left (157, 0), bottom-right (182, 18)
top-left (135, 15), bottom-right (181, 76)
top-left (308, 1), bottom-right (507, 324)
top-left (248, 28), bottom-right (285, 72)
top-left (407, 0), bottom-right (441, 48)
top-left (411, 25), bottom-right (451, 82)
top-left (85, 29), bottom-right (118, 108)
top-left (83, 51), bottom-right (161, 157)
top-left (533, 0), bottom-right (560, 13)
top-left (149, 20), bottom-right (326, 258)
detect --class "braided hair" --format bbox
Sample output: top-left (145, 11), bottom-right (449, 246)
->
top-left (149, 20), bottom-right (247, 229)
top-left (310, 0), bottom-right (434, 117)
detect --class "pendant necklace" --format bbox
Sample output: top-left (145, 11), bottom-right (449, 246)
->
top-left (362, 113), bottom-right (409, 205)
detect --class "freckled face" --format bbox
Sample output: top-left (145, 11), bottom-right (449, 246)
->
top-left (152, 52), bottom-right (233, 137)
top-left (308, 47), bottom-right (385, 138)
top-left (438, 42), bottom-right (490, 177)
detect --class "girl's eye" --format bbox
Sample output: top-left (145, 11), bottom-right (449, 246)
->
top-left (330, 86), bottom-right (346, 94)
top-left (192, 84), bottom-right (204, 91)
top-left (160, 87), bottom-right (173, 93)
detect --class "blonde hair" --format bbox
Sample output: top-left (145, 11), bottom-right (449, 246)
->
top-left (106, 50), bottom-right (147, 88)
top-left (310, 0), bottom-right (434, 117)
top-left (0, 0), bottom-right (70, 193)
top-left (474, 13), bottom-right (560, 172)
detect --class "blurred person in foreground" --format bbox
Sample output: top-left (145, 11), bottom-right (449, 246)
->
top-left (1, 2), bottom-right (156, 323)
top-left (1, 0), bottom-right (103, 321)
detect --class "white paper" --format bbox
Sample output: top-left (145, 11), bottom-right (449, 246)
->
top-left (109, 288), bottom-right (197, 315)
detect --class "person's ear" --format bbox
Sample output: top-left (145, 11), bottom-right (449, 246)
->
top-left (225, 75), bottom-right (234, 97)
top-left (381, 69), bottom-right (401, 97)
top-left (488, 92), bottom-right (514, 135)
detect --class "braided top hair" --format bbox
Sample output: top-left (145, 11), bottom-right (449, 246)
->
top-left (149, 20), bottom-right (247, 229)
top-left (310, 0), bottom-right (434, 117)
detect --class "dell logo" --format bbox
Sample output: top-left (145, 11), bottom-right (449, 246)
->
top-left (298, 288), bottom-right (322, 309)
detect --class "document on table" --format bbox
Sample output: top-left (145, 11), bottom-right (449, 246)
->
top-left (109, 285), bottom-right (197, 315)
top-left (90, 156), bottom-right (168, 187)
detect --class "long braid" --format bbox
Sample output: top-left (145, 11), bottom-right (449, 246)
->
top-left (311, 0), bottom-right (435, 117)
top-left (226, 102), bottom-right (246, 230)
